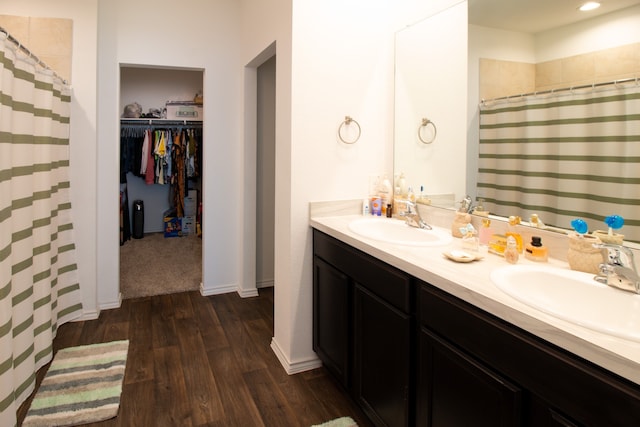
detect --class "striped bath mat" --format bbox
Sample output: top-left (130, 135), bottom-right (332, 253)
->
top-left (23, 340), bottom-right (129, 427)
top-left (312, 417), bottom-right (358, 427)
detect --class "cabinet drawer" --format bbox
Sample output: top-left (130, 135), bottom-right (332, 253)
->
top-left (313, 230), bottom-right (412, 313)
top-left (419, 281), bottom-right (640, 427)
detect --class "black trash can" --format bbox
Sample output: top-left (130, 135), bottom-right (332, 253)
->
top-left (132, 199), bottom-right (144, 239)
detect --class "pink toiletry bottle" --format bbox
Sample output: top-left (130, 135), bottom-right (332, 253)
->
top-left (479, 218), bottom-right (492, 246)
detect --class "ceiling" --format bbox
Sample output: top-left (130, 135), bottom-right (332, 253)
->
top-left (468, 0), bottom-right (640, 34)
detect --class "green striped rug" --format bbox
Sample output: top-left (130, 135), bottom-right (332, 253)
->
top-left (312, 417), bottom-right (358, 427)
top-left (23, 340), bottom-right (129, 427)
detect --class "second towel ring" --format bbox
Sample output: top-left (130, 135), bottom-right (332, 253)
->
top-left (338, 116), bottom-right (361, 144)
top-left (418, 118), bottom-right (437, 144)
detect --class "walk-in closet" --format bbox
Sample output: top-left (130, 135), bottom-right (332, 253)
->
top-left (119, 66), bottom-right (204, 298)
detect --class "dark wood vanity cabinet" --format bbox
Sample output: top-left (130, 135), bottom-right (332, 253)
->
top-left (417, 327), bottom-right (523, 426)
top-left (313, 256), bottom-right (351, 387)
top-left (313, 229), bottom-right (640, 427)
top-left (313, 229), bottom-right (413, 427)
top-left (354, 283), bottom-right (412, 427)
top-left (418, 282), bottom-right (640, 427)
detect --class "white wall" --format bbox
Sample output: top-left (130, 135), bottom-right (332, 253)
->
top-left (2, 0), bottom-right (99, 318)
top-left (96, 0), bottom-right (244, 308)
top-left (395, 2), bottom-right (468, 204)
top-left (6, 0), bottom-right (475, 373)
top-left (536, 4), bottom-right (640, 63)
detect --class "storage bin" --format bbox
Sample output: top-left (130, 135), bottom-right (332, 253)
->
top-left (166, 101), bottom-right (203, 120)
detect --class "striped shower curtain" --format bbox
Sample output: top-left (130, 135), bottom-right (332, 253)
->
top-left (0, 32), bottom-right (83, 426)
top-left (478, 83), bottom-right (640, 243)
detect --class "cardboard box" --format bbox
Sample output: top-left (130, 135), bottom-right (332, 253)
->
top-left (184, 190), bottom-right (197, 217)
top-left (163, 210), bottom-right (182, 237)
top-left (166, 102), bottom-right (203, 120)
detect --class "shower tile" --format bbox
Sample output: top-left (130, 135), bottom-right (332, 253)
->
top-left (595, 43), bottom-right (640, 80)
top-left (535, 60), bottom-right (562, 90)
top-left (40, 55), bottom-right (71, 82)
top-left (29, 17), bottom-right (73, 57)
top-left (0, 15), bottom-right (30, 45)
top-left (561, 53), bottom-right (595, 85)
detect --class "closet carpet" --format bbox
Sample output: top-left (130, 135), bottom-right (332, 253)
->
top-left (120, 233), bottom-right (202, 299)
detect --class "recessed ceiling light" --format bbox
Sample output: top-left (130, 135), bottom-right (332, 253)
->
top-left (579, 2), bottom-right (601, 11)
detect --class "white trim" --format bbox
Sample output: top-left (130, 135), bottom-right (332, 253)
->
top-left (98, 292), bottom-right (122, 311)
top-left (199, 282), bottom-right (237, 296)
top-left (270, 337), bottom-right (322, 375)
top-left (257, 280), bottom-right (274, 288)
top-left (238, 287), bottom-right (260, 298)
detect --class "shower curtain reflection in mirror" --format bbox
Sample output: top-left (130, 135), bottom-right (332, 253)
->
top-left (0, 31), bottom-right (83, 426)
top-left (478, 81), bottom-right (640, 243)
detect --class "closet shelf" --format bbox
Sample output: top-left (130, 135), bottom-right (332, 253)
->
top-left (121, 118), bottom-right (202, 127)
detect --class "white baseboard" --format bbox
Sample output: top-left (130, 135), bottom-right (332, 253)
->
top-left (257, 279), bottom-right (274, 288)
top-left (270, 337), bottom-right (322, 375)
top-left (238, 287), bottom-right (259, 298)
top-left (98, 292), bottom-right (122, 312)
top-left (200, 282), bottom-right (237, 296)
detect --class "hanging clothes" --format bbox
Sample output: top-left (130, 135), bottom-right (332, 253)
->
top-left (119, 122), bottom-right (202, 215)
top-left (144, 129), bottom-right (155, 185)
top-left (140, 128), bottom-right (150, 176)
top-left (171, 129), bottom-right (186, 217)
top-left (154, 130), bottom-right (166, 184)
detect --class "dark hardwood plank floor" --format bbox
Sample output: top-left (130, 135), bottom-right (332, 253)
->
top-left (18, 288), bottom-right (373, 427)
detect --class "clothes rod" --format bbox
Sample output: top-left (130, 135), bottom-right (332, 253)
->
top-left (120, 118), bottom-right (203, 126)
top-left (0, 26), bottom-right (68, 84)
top-left (481, 77), bottom-right (639, 104)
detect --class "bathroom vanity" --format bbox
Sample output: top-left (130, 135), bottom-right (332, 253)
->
top-left (311, 213), bottom-right (640, 427)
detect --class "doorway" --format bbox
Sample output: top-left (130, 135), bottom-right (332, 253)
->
top-left (256, 55), bottom-right (276, 289)
top-left (118, 65), bottom-right (204, 299)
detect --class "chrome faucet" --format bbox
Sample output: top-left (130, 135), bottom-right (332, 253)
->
top-left (401, 201), bottom-right (432, 230)
top-left (593, 243), bottom-right (640, 294)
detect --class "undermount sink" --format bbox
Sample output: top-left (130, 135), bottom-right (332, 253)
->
top-left (348, 217), bottom-right (453, 247)
top-left (491, 264), bottom-right (640, 342)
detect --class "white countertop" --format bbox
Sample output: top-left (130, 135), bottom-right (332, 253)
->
top-left (310, 213), bottom-right (640, 385)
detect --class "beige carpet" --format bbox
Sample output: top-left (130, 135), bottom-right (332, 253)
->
top-left (120, 233), bottom-right (202, 299)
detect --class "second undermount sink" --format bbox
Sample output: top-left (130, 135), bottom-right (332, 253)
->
top-left (348, 217), bottom-right (453, 247)
top-left (491, 264), bottom-right (640, 342)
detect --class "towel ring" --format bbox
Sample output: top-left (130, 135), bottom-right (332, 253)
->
top-left (338, 116), bottom-right (361, 144)
top-left (418, 118), bottom-right (437, 144)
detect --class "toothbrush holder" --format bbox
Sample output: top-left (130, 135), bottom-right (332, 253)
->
top-left (592, 230), bottom-right (624, 245)
top-left (567, 233), bottom-right (603, 274)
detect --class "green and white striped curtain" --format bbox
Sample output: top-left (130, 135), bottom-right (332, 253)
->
top-left (478, 83), bottom-right (640, 243)
top-left (0, 32), bottom-right (82, 426)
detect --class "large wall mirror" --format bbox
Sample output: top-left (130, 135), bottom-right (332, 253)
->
top-left (395, 0), bottom-right (640, 242)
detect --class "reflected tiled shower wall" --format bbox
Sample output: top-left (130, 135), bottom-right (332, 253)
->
top-left (480, 42), bottom-right (640, 100)
top-left (0, 15), bottom-right (72, 82)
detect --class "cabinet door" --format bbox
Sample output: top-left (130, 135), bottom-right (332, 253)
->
top-left (526, 395), bottom-right (583, 427)
top-left (313, 256), bottom-right (351, 387)
top-left (417, 328), bottom-right (522, 427)
top-left (354, 284), bottom-right (411, 427)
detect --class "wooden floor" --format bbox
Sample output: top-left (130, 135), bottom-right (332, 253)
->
top-left (18, 288), bottom-right (373, 427)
